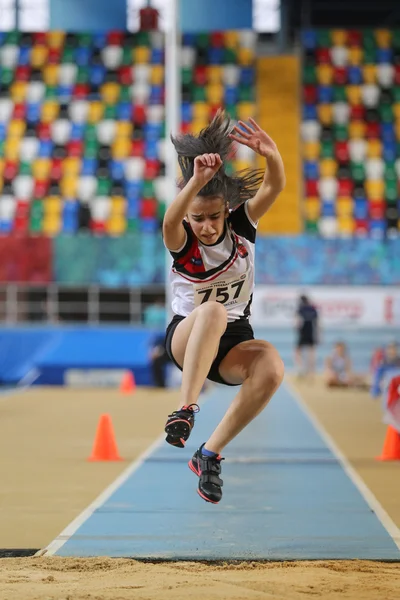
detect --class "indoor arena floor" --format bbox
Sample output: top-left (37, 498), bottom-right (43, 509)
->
top-left (0, 378), bottom-right (400, 599)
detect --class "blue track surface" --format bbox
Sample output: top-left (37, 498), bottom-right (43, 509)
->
top-left (55, 383), bottom-right (400, 560)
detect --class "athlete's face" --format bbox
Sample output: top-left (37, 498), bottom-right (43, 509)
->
top-left (187, 196), bottom-right (229, 245)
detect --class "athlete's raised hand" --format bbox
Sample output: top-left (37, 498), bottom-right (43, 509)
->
top-left (193, 153), bottom-right (223, 186)
top-left (229, 118), bottom-right (278, 159)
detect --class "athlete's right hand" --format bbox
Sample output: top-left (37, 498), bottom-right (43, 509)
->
top-left (193, 153), bottom-right (223, 186)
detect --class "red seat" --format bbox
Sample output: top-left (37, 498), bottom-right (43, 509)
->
top-left (394, 65), bottom-right (400, 85)
top-left (144, 159), bottom-right (160, 179)
top-left (305, 180), bottom-right (318, 196)
top-left (194, 66), bottom-right (207, 86)
top-left (118, 66), bottom-right (133, 86)
top-left (50, 158), bottom-right (63, 181)
top-left (48, 48), bottom-right (62, 64)
top-left (4, 159), bottom-right (18, 181)
top-left (14, 201), bottom-right (30, 233)
top-left (73, 84), bottom-right (90, 99)
top-left (347, 31), bottom-right (362, 46)
top-left (335, 141), bottom-right (350, 163)
top-left (210, 32), bottom-right (225, 48)
top-left (209, 104), bottom-right (221, 120)
top-left (303, 85), bottom-right (317, 104)
top-left (354, 219), bottom-right (369, 235)
top-left (350, 105), bottom-right (365, 120)
top-left (180, 122), bottom-right (191, 134)
top-left (338, 178), bottom-right (353, 196)
top-left (33, 179), bottom-right (50, 198)
top-left (132, 104), bottom-right (147, 126)
top-left (131, 139), bottom-right (145, 157)
top-left (12, 102), bottom-right (26, 120)
top-left (90, 221), bottom-right (107, 234)
top-left (316, 48), bottom-right (331, 64)
top-left (37, 122), bottom-right (51, 140)
top-left (333, 67), bottom-right (347, 85)
top-left (369, 200), bottom-right (385, 220)
top-left (33, 32), bottom-right (47, 45)
top-left (108, 31), bottom-right (125, 45)
top-left (15, 65), bottom-right (31, 82)
top-left (366, 121), bottom-right (380, 138)
top-left (67, 140), bottom-right (83, 157)
top-left (140, 199), bottom-right (158, 219)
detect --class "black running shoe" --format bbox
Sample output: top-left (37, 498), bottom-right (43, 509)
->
top-left (188, 444), bottom-right (224, 504)
top-left (164, 403), bottom-right (199, 448)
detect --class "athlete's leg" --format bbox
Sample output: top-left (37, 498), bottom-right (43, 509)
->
top-left (294, 345), bottom-right (303, 376)
top-left (306, 346), bottom-right (316, 376)
top-left (204, 340), bottom-right (284, 454)
top-left (171, 302), bottom-right (227, 405)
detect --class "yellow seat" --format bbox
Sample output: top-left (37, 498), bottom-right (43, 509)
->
top-left (237, 47), bottom-right (254, 66)
top-left (224, 31), bottom-right (239, 48)
top-left (4, 138), bottom-right (20, 160)
top-left (151, 65), bottom-right (164, 85)
top-left (365, 180), bottom-right (384, 199)
top-left (316, 64), bottom-right (333, 85)
top-left (336, 197), bottom-right (353, 217)
top-left (134, 46), bottom-right (150, 64)
top-left (115, 121), bottom-right (132, 138)
top-left (363, 65), bottom-right (377, 84)
top-left (348, 47), bottom-right (363, 66)
top-left (110, 196), bottom-right (125, 215)
top-left (346, 85), bottom-right (362, 105)
top-left (8, 119), bottom-right (25, 138)
top-left (367, 139), bottom-right (382, 159)
top-left (304, 197), bottom-right (320, 220)
top-left (88, 101), bottom-right (104, 124)
top-left (303, 141), bottom-right (320, 161)
top-left (43, 64), bottom-right (59, 86)
top-left (348, 120), bottom-right (366, 138)
top-left (206, 83), bottom-right (224, 104)
top-left (207, 66), bottom-right (222, 84)
top-left (10, 81), bottom-right (27, 102)
top-left (47, 31), bottom-right (65, 49)
top-left (42, 216), bottom-right (61, 237)
top-left (60, 177), bottom-right (77, 198)
top-left (31, 45), bottom-right (48, 69)
top-left (111, 138), bottom-right (131, 159)
top-left (234, 159), bottom-right (253, 171)
top-left (44, 195), bottom-right (62, 215)
top-left (192, 102), bottom-right (210, 121)
top-left (331, 30), bottom-right (347, 45)
top-left (100, 82), bottom-right (120, 105)
top-left (393, 103), bottom-right (400, 120)
top-left (320, 158), bottom-right (337, 177)
top-left (41, 101), bottom-right (59, 124)
top-left (375, 29), bottom-right (391, 48)
top-left (0, 158), bottom-right (4, 177)
top-left (191, 119), bottom-right (208, 135)
top-left (107, 216), bottom-right (126, 236)
top-left (32, 158), bottom-right (51, 179)
top-left (338, 216), bottom-right (354, 236)
top-left (62, 157), bottom-right (81, 177)
top-left (317, 104), bottom-right (333, 126)
top-left (395, 120), bottom-right (400, 141)
top-left (0, 177), bottom-right (3, 194)
top-left (236, 102), bottom-right (255, 121)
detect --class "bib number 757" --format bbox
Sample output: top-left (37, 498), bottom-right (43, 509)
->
top-left (193, 273), bottom-right (249, 307)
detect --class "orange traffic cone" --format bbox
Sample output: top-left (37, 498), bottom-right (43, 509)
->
top-left (120, 371), bottom-right (136, 395)
top-left (88, 414), bottom-right (123, 462)
top-left (376, 426), bottom-right (400, 461)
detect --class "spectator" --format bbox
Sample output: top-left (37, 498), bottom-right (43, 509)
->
top-left (371, 341), bottom-right (400, 398)
top-left (294, 294), bottom-right (319, 378)
top-left (324, 341), bottom-right (368, 389)
top-left (149, 333), bottom-right (171, 388)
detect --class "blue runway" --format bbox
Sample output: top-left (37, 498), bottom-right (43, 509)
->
top-left (51, 383), bottom-right (400, 560)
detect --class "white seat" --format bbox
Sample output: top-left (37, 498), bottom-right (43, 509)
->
top-left (239, 30), bottom-right (257, 50)
top-left (0, 98), bottom-right (13, 122)
top-left (13, 175), bottom-right (34, 200)
top-left (91, 196), bottom-right (111, 221)
top-left (97, 119), bottom-right (116, 145)
top-left (68, 100), bottom-right (89, 124)
top-left (101, 45), bottom-right (123, 70)
top-left (77, 176), bottom-right (97, 203)
top-left (318, 177), bottom-right (338, 200)
top-left (58, 63), bottom-right (77, 86)
top-left (365, 158), bottom-right (384, 180)
top-left (154, 176), bottom-right (167, 200)
top-left (236, 143), bottom-right (254, 160)
top-left (150, 31), bottom-right (164, 49)
top-left (377, 63), bottom-right (394, 88)
top-left (157, 139), bottom-right (167, 163)
top-left (19, 137), bottom-right (39, 162)
top-left (0, 44), bottom-right (19, 68)
top-left (319, 216), bottom-right (338, 238)
top-left (180, 46), bottom-right (196, 69)
top-left (0, 195), bottom-right (16, 220)
top-left (124, 157), bottom-right (145, 180)
top-left (332, 102), bottom-right (350, 124)
top-left (26, 81), bottom-right (45, 103)
top-left (130, 82), bottom-right (150, 103)
top-left (395, 158), bottom-right (400, 179)
top-left (330, 45), bottom-right (348, 67)
top-left (222, 65), bottom-right (240, 86)
top-left (301, 120), bottom-right (321, 142)
top-left (349, 139), bottom-right (367, 162)
top-left (51, 119), bottom-right (71, 145)
top-left (361, 84), bottom-right (380, 108)
top-left (133, 64), bottom-right (151, 84)
top-left (147, 104), bottom-right (164, 123)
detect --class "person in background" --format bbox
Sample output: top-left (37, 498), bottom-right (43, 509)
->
top-left (324, 341), bottom-right (368, 389)
top-left (149, 333), bottom-right (171, 388)
top-left (294, 294), bottom-right (319, 378)
top-left (371, 341), bottom-right (400, 398)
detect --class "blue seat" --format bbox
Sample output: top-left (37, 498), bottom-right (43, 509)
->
top-left (117, 101), bottom-right (131, 121)
top-left (126, 197), bottom-right (140, 218)
top-left (303, 104), bottom-right (317, 120)
top-left (208, 47), bottom-right (223, 65)
top-left (89, 64), bottom-right (106, 86)
top-left (38, 140), bottom-right (54, 158)
top-left (110, 159), bottom-right (124, 181)
top-left (26, 102), bottom-right (41, 124)
top-left (0, 123), bottom-right (6, 140)
top-left (182, 34), bottom-right (196, 46)
top-left (144, 140), bottom-right (159, 160)
top-left (149, 85), bottom-right (163, 104)
top-left (57, 85), bottom-right (73, 102)
top-left (181, 101), bottom-right (192, 123)
top-left (224, 85), bottom-right (238, 105)
top-left (139, 218), bottom-right (158, 233)
top-left (151, 48), bottom-right (164, 64)
top-left (81, 157), bottom-right (98, 176)
top-left (369, 219), bottom-right (386, 239)
top-left (376, 48), bottom-right (393, 63)
top-left (75, 47), bottom-right (92, 67)
top-left (0, 220), bottom-right (12, 233)
top-left (92, 32), bottom-right (107, 49)
top-left (354, 199), bottom-right (368, 220)
top-left (240, 67), bottom-right (255, 86)
top-left (70, 123), bottom-right (85, 140)
top-left (304, 160), bottom-right (319, 179)
top-left (125, 181), bottom-right (142, 201)
top-left (18, 47), bottom-right (30, 66)
top-left (321, 201), bottom-right (336, 217)
top-left (348, 66), bottom-right (362, 85)
top-left (144, 122), bottom-right (162, 141)
top-left (381, 123), bottom-right (395, 142)
top-left (383, 141), bottom-right (397, 162)
top-left (318, 85), bottom-right (333, 103)
top-left (302, 30), bottom-right (317, 50)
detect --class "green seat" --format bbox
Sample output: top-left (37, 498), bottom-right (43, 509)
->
top-left (62, 47), bottom-right (75, 63)
top-left (181, 67), bottom-right (193, 85)
top-left (392, 29), bottom-right (400, 49)
top-left (84, 124), bottom-right (97, 142)
top-left (305, 220), bottom-right (319, 233)
top-left (6, 31), bottom-right (20, 44)
top-left (396, 142), bottom-right (400, 158)
top-left (127, 218), bottom-right (139, 233)
top-left (225, 104), bottom-right (238, 120)
top-left (0, 68), bottom-right (13, 86)
top-left (393, 87), bottom-right (400, 103)
top-left (157, 201), bottom-right (166, 220)
top-left (384, 163), bottom-right (397, 181)
top-left (45, 86), bottom-right (57, 99)
top-left (30, 200), bottom-right (44, 233)
top-left (224, 161), bottom-right (235, 177)
top-left (223, 48), bottom-right (237, 64)
top-left (19, 161), bottom-right (32, 176)
top-left (77, 67), bottom-right (89, 84)
top-left (333, 86), bottom-right (346, 102)
top-left (84, 139), bottom-right (99, 158)
top-left (385, 180), bottom-right (397, 202)
top-left (379, 103), bottom-right (394, 122)
top-left (317, 29), bottom-right (331, 47)
top-left (192, 86), bottom-right (206, 102)
top-left (196, 33), bottom-right (210, 49)
top-left (143, 180), bottom-right (155, 198)
top-left (77, 33), bottom-right (92, 47)
top-left (121, 47), bottom-right (132, 66)
top-left (363, 48), bottom-right (376, 64)
top-left (303, 64), bottom-right (317, 84)
top-left (119, 86), bottom-right (131, 102)
top-left (238, 85), bottom-right (254, 102)
top-left (320, 139), bottom-right (334, 158)
top-left (333, 124), bottom-right (348, 141)
top-left (0, 140), bottom-right (4, 157)
top-left (350, 161), bottom-right (365, 182)
top-left (362, 30), bottom-right (376, 50)
top-left (103, 104), bottom-right (117, 119)
top-left (97, 177), bottom-right (111, 196)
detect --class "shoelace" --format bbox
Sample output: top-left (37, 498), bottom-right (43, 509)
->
top-left (168, 403), bottom-right (200, 418)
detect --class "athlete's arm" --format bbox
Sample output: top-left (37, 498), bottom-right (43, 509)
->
top-left (228, 118), bottom-right (285, 222)
top-left (162, 153), bottom-right (222, 251)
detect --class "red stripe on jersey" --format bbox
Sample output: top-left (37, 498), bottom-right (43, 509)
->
top-left (174, 236), bottom-right (206, 274)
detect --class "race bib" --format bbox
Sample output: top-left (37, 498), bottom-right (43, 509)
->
top-left (193, 272), bottom-right (250, 308)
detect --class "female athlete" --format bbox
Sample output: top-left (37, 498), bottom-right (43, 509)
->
top-left (163, 111), bottom-right (286, 504)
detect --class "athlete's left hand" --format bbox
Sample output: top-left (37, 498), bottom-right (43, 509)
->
top-left (228, 118), bottom-right (278, 159)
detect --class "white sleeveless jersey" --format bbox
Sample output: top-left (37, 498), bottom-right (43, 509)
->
top-left (166, 201), bottom-right (257, 323)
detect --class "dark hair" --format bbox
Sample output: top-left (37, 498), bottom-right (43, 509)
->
top-left (171, 110), bottom-right (264, 209)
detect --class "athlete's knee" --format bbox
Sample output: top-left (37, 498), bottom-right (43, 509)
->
top-left (195, 302), bottom-right (228, 331)
top-left (253, 344), bottom-right (285, 389)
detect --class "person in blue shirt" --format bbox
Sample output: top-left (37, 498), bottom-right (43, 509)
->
top-left (294, 294), bottom-right (319, 378)
top-left (371, 341), bottom-right (400, 398)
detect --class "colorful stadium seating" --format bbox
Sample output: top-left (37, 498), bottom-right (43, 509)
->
top-left (0, 30), bottom-right (256, 237)
top-left (302, 29), bottom-right (400, 238)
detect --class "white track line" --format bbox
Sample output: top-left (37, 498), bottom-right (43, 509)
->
top-left (285, 378), bottom-right (400, 550)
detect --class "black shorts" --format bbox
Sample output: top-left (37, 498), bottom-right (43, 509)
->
top-left (297, 331), bottom-right (316, 348)
top-left (165, 314), bottom-right (254, 386)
